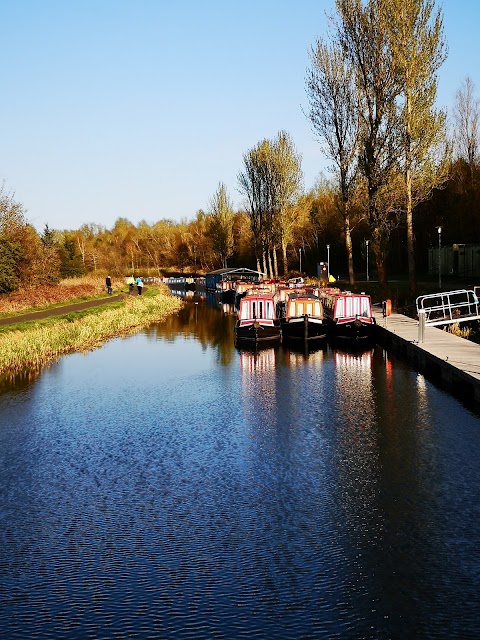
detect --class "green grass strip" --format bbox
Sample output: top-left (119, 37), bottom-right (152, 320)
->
top-left (0, 292), bottom-right (183, 375)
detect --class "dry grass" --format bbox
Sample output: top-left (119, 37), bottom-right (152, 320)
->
top-left (0, 291), bottom-right (183, 375)
top-left (0, 276), bottom-right (118, 314)
top-left (444, 322), bottom-right (473, 339)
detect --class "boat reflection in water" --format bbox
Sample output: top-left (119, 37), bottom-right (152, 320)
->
top-left (238, 346), bottom-right (277, 374)
top-left (331, 345), bottom-right (379, 533)
top-left (169, 287), bottom-right (197, 300)
top-left (282, 344), bottom-right (327, 368)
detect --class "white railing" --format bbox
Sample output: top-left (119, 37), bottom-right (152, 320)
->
top-left (416, 289), bottom-right (480, 327)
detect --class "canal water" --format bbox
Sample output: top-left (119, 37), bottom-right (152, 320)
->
top-left (1, 293), bottom-right (480, 639)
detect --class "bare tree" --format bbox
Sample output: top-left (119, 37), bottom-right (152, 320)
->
top-left (306, 38), bottom-right (359, 284)
top-left (453, 76), bottom-right (480, 182)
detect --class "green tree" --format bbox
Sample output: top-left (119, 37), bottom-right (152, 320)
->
top-left (238, 140), bottom-right (274, 274)
top-left (0, 237), bottom-right (22, 292)
top-left (239, 134), bottom-right (302, 277)
top-left (58, 234), bottom-right (86, 278)
top-left (270, 131), bottom-right (303, 276)
top-left (208, 182), bottom-right (235, 268)
top-left (336, 0), bottom-right (402, 286)
top-left (384, 0), bottom-right (448, 292)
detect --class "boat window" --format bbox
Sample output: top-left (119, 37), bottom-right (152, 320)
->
top-left (361, 298), bottom-right (371, 316)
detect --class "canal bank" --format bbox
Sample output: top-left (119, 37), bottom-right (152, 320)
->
top-left (374, 306), bottom-right (480, 404)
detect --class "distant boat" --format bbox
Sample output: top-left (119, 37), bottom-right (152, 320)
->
top-left (321, 289), bottom-right (376, 341)
top-left (234, 292), bottom-right (282, 345)
top-left (280, 293), bottom-right (328, 343)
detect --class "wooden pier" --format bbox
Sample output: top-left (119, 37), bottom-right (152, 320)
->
top-left (373, 306), bottom-right (480, 405)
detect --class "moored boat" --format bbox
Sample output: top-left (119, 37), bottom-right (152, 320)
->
top-left (234, 292), bottom-right (282, 345)
top-left (321, 289), bottom-right (376, 342)
top-left (281, 293), bottom-right (328, 343)
top-left (216, 278), bottom-right (236, 302)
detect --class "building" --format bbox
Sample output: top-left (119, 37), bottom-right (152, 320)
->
top-left (428, 243), bottom-right (480, 279)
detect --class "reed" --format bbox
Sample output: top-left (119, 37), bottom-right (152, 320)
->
top-left (0, 291), bottom-right (183, 375)
top-left (444, 322), bottom-right (473, 339)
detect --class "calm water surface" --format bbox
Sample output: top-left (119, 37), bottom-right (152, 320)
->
top-left (1, 294), bottom-right (480, 639)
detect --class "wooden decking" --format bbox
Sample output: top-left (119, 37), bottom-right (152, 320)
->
top-left (373, 306), bottom-right (480, 404)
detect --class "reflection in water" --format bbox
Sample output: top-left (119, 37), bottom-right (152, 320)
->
top-left (0, 366), bottom-right (44, 394)
top-left (148, 292), bottom-right (237, 366)
top-left (331, 347), bottom-right (379, 539)
top-left (1, 300), bottom-right (480, 639)
top-left (239, 347), bottom-right (277, 374)
top-left (282, 346), bottom-right (326, 369)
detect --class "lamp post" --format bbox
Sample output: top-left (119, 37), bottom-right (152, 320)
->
top-left (299, 247), bottom-right (302, 273)
top-left (193, 245), bottom-right (197, 276)
top-left (326, 244), bottom-right (330, 279)
top-left (437, 227), bottom-right (442, 289)
top-left (366, 240), bottom-right (370, 282)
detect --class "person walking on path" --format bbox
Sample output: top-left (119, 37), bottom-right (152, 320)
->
top-left (126, 275), bottom-right (135, 294)
top-left (136, 277), bottom-right (144, 295)
top-left (106, 275), bottom-right (113, 295)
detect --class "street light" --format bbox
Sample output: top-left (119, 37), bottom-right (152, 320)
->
top-left (193, 245), bottom-right (197, 276)
top-left (326, 244), bottom-right (330, 279)
top-left (437, 227), bottom-right (442, 289)
top-left (299, 247), bottom-right (302, 273)
top-left (366, 240), bottom-right (370, 282)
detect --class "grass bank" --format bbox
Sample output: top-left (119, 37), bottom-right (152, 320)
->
top-left (0, 287), bottom-right (183, 375)
top-left (0, 275), bottom-right (127, 317)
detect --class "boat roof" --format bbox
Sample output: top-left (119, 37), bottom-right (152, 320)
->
top-left (206, 267), bottom-right (265, 276)
top-left (242, 291), bottom-right (276, 299)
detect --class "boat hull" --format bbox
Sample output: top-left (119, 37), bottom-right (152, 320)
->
top-left (234, 321), bottom-right (282, 345)
top-left (327, 318), bottom-right (376, 342)
top-left (281, 315), bottom-right (328, 342)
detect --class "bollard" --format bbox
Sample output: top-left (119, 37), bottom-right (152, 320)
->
top-left (418, 309), bottom-right (426, 343)
top-left (382, 299), bottom-right (391, 327)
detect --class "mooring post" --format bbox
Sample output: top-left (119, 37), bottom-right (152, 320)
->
top-left (418, 309), bottom-right (426, 343)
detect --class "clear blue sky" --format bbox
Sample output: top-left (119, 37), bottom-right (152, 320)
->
top-left (0, 0), bottom-right (478, 232)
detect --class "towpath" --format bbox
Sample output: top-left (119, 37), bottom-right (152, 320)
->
top-left (0, 291), bottom-right (137, 327)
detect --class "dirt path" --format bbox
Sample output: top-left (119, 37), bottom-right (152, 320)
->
top-left (0, 292), bottom-right (132, 327)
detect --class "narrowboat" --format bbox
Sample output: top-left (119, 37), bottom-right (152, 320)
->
top-left (281, 293), bottom-right (328, 343)
top-left (216, 278), bottom-right (236, 302)
top-left (234, 292), bottom-right (282, 345)
top-left (321, 289), bottom-right (376, 341)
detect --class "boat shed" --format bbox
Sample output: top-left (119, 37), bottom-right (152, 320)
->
top-left (205, 267), bottom-right (264, 292)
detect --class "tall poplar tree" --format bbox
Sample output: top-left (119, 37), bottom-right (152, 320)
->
top-left (336, 0), bottom-right (402, 287)
top-left (383, 0), bottom-right (448, 292)
top-left (208, 182), bottom-right (235, 268)
top-left (238, 140), bottom-right (271, 274)
top-left (270, 131), bottom-right (303, 276)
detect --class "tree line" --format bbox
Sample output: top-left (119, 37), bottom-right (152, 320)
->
top-left (1, 0), bottom-right (479, 294)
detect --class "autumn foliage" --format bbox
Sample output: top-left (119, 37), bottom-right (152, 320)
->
top-left (0, 276), bottom-right (105, 314)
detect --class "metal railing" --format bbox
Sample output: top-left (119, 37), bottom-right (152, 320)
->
top-left (416, 289), bottom-right (480, 327)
